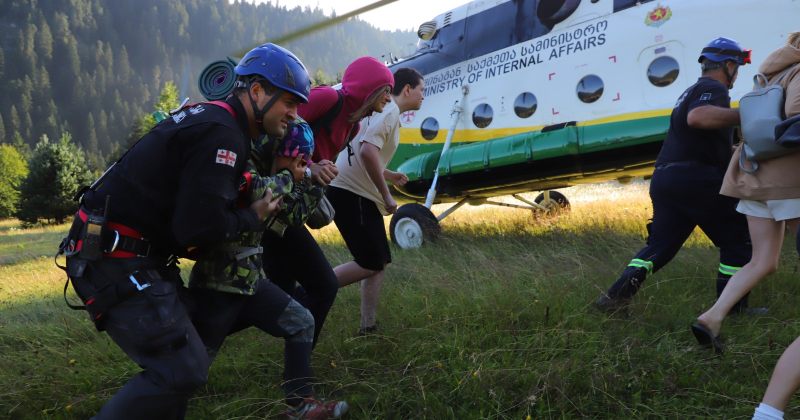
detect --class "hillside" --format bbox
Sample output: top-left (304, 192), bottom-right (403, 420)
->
top-left (0, 0), bottom-right (417, 165)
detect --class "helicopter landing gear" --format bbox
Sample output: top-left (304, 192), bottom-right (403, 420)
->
top-left (480, 191), bottom-right (570, 215)
top-left (533, 191), bottom-right (570, 214)
top-left (390, 203), bottom-right (441, 249)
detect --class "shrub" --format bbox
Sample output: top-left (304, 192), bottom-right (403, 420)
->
top-left (0, 144), bottom-right (29, 218)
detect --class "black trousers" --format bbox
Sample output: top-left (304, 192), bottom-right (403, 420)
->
top-left (261, 225), bottom-right (338, 346)
top-left (184, 279), bottom-right (315, 404)
top-left (73, 258), bottom-right (210, 420)
top-left (607, 164), bottom-right (752, 299)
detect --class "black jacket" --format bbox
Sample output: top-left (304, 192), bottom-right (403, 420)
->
top-left (83, 96), bottom-right (261, 256)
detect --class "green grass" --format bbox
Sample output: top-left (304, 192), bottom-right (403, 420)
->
top-left (1, 182), bottom-right (800, 418)
top-left (0, 219), bottom-right (70, 265)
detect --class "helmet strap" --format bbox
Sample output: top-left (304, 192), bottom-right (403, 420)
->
top-left (247, 81), bottom-right (282, 134)
top-left (723, 62), bottom-right (739, 89)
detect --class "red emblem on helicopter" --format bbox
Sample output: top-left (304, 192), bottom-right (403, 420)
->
top-left (645, 5), bottom-right (672, 28)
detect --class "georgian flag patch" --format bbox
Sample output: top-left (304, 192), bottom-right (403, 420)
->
top-left (216, 149), bottom-right (237, 167)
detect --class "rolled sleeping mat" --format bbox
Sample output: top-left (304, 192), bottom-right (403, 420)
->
top-left (198, 57), bottom-right (238, 101)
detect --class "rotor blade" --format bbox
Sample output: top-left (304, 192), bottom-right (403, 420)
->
top-left (235, 0), bottom-right (400, 56)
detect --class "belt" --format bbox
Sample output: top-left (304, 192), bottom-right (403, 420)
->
top-left (75, 209), bottom-right (152, 258)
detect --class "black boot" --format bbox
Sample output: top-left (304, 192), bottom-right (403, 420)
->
top-left (594, 266), bottom-right (647, 313)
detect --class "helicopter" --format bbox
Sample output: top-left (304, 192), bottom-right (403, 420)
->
top-left (205, 0), bottom-right (799, 249)
top-left (378, 0), bottom-right (800, 249)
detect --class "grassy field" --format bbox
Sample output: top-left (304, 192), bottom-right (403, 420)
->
top-left (2, 181), bottom-right (800, 419)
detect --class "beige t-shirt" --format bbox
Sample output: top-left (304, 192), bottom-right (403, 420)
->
top-left (330, 100), bottom-right (400, 215)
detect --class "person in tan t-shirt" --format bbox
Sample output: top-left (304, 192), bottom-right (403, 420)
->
top-left (327, 68), bottom-right (425, 334)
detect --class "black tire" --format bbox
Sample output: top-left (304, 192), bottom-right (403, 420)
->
top-left (389, 203), bottom-right (441, 249)
top-left (534, 191), bottom-right (570, 214)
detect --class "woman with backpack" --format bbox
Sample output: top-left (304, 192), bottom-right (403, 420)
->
top-left (693, 33), bottom-right (800, 360)
top-left (260, 56), bottom-right (394, 345)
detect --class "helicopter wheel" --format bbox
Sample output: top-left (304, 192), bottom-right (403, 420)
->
top-left (390, 203), bottom-right (441, 249)
top-left (534, 191), bottom-right (570, 215)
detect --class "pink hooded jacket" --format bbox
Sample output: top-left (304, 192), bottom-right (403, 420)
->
top-left (299, 56), bottom-right (394, 162)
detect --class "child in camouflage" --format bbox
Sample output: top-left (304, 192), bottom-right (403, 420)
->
top-left (186, 118), bottom-right (347, 419)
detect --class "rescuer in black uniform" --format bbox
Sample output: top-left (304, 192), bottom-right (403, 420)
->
top-left (58, 43), bottom-right (311, 418)
top-left (594, 37), bottom-right (754, 314)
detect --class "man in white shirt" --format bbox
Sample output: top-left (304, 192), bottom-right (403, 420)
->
top-left (327, 68), bottom-right (424, 334)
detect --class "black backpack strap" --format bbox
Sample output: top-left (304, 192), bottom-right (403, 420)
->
top-left (309, 88), bottom-right (344, 136)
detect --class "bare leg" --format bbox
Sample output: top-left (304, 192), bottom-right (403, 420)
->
top-left (761, 336), bottom-right (800, 411)
top-left (334, 261), bottom-right (378, 288)
top-left (697, 216), bottom-right (784, 335)
top-left (360, 270), bottom-right (384, 330)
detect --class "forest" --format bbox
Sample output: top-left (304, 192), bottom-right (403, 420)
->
top-left (0, 0), bottom-right (416, 168)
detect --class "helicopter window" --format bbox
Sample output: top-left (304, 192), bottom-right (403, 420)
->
top-left (576, 75), bottom-right (604, 103)
top-left (421, 117), bottom-right (440, 141)
top-left (647, 56), bottom-right (680, 87)
top-left (514, 92), bottom-right (538, 118)
top-left (472, 104), bottom-right (494, 128)
top-left (613, 0), bottom-right (655, 13)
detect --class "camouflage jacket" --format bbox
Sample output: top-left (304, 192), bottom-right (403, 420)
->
top-left (251, 136), bottom-right (326, 235)
top-left (188, 166), bottom-right (294, 295)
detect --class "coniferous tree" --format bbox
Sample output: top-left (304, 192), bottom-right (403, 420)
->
top-left (9, 106), bottom-right (20, 139)
top-left (11, 132), bottom-right (29, 158)
top-left (132, 81), bottom-right (179, 140)
top-left (117, 46), bottom-right (131, 85)
top-left (86, 113), bottom-right (99, 153)
top-left (17, 133), bottom-right (92, 225)
top-left (36, 16), bottom-right (54, 63)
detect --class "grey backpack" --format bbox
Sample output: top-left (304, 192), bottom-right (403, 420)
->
top-left (738, 70), bottom-right (799, 172)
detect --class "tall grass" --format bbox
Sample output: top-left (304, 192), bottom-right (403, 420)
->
top-left (1, 181), bottom-right (799, 418)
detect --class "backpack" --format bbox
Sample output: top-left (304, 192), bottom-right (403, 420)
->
top-left (307, 87), bottom-right (360, 164)
top-left (308, 87), bottom-right (345, 138)
top-left (739, 68), bottom-right (800, 173)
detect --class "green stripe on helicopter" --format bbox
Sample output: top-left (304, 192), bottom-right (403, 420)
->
top-left (390, 114), bottom-right (671, 182)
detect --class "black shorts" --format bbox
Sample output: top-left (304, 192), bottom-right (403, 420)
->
top-left (326, 186), bottom-right (391, 271)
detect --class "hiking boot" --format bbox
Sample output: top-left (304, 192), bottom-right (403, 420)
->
top-left (593, 294), bottom-right (631, 313)
top-left (284, 397), bottom-right (349, 419)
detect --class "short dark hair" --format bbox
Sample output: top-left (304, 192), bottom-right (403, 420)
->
top-left (392, 68), bottom-right (423, 96)
top-left (700, 58), bottom-right (736, 75)
top-left (233, 76), bottom-right (278, 96)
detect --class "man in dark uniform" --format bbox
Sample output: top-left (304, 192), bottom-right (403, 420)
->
top-left (59, 43), bottom-right (310, 418)
top-left (594, 37), bottom-right (754, 314)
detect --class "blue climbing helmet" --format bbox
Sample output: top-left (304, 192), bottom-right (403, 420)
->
top-left (235, 43), bottom-right (311, 103)
top-left (698, 37), bottom-right (751, 65)
top-left (276, 117), bottom-right (314, 162)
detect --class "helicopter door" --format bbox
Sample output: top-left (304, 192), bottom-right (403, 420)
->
top-left (637, 41), bottom-right (687, 109)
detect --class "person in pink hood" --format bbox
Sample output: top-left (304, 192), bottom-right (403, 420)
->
top-left (303, 56), bottom-right (396, 180)
top-left (260, 56), bottom-right (394, 346)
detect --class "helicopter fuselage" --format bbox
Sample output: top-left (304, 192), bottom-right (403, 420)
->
top-left (386, 0), bottom-right (798, 202)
